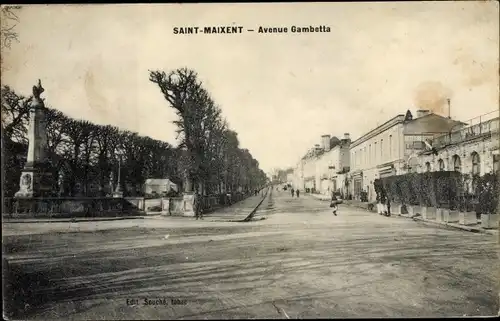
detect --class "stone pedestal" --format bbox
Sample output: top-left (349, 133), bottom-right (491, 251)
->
top-left (481, 214), bottom-right (499, 229)
top-left (459, 212), bottom-right (477, 225)
top-left (15, 163), bottom-right (54, 198)
top-left (182, 193), bottom-right (195, 217)
top-left (391, 203), bottom-right (403, 215)
top-left (444, 210), bottom-right (459, 223)
top-left (422, 206), bottom-right (436, 220)
top-left (435, 208), bottom-right (444, 222)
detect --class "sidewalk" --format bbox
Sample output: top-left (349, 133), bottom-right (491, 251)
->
top-left (396, 213), bottom-right (499, 236)
top-left (203, 189), bottom-right (269, 222)
top-left (306, 193), bottom-right (498, 236)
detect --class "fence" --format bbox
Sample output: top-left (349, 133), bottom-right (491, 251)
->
top-left (432, 114), bottom-right (499, 150)
top-left (3, 190), bottom-right (263, 218)
top-left (2, 197), bottom-right (143, 219)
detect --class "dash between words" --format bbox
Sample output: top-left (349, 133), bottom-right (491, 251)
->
top-left (173, 25), bottom-right (331, 34)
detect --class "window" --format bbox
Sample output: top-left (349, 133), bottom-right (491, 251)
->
top-left (438, 159), bottom-right (445, 171)
top-left (425, 162), bottom-right (431, 172)
top-left (471, 152), bottom-right (480, 175)
top-left (453, 155), bottom-right (461, 172)
top-left (493, 154), bottom-right (499, 173)
top-left (389, 135), bottom-right (392, 159)
top-left (374, 142), bottom-right (377, 164)
top-left (380, 139), bottom-right (383, 162)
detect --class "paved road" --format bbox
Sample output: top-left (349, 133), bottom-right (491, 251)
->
top-left (3, 189), bottom-right (498, 319)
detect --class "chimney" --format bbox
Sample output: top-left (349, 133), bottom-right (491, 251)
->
top-left (416, 110), bottom-right (431, 118)
top-left (447, 98), bottom-right (451, 119)
top-left (321, 135), bottom-right (331, 152)
top-left (343, 133), bottom-right (350, 141)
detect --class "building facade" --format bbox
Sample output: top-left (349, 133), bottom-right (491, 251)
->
top-left (348, 110), bottom-right (465, 202)
top-left (417, 116), bottom-right (499, 180)
top-left (293, 133), bottom-right (351, 196)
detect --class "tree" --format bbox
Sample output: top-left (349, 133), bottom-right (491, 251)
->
top-left (1, 6), bottom-right (21, 72)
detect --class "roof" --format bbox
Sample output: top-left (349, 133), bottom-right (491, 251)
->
top-left (403, 113), bottom-right (466, 135)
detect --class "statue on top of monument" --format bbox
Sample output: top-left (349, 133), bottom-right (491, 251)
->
top-left (31, 79), bottom-right (46, 109)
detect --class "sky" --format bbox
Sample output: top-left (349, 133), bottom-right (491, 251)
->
top-left (2, 2), bottom-right (499, 174)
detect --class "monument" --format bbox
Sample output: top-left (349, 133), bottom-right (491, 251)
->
top-left (15, 80), bottom-right (54, 198)
top-left (112, 155), bottom-right (123, 198)
top-left (182, 171), bottom-right (195, 216)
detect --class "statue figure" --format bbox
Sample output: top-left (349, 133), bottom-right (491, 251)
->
top-left (31, 79), bottom-right (46, 110)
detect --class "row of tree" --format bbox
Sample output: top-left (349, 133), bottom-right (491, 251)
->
top-left (149, 68), bottom-right (267, 196)
top-left (2, 68), bottom-right (267, 197)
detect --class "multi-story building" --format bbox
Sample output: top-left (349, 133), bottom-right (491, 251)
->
top-left (348, 109), bottom-right (465, 202)
top-left (293, 133), bottom-right (351, 196)
top-left (418, 112), bottom-right (499, 179)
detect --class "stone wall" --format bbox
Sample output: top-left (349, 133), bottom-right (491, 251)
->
top-left (3, 197), bottom-right (144, 219)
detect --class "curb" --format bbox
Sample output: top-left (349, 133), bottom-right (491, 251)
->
top-left (342, 201), bottom-right (498, 235)
top-left (408, 216), bottom-right (498, 235)
top-left (242, 188), bottom-right (270, 222)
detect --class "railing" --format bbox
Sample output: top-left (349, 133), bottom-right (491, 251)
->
top-left (3, 189), bottom-right (267, 218)
top-left (2, 197), bottom-right (142, 218)
top-left (432, 116), bottom-right (499, 150)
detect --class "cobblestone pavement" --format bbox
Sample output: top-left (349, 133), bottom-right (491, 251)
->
top-left (3, 189), bottom-right (498, 319)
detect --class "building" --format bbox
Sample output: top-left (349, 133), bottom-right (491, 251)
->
top-left (293, 133), bottom-right (351, 196)
top-left (417, 114), bottom-right (499, 181)
top-left (143, 178), bottom-right (178, 196)
top-left (348, 110), bottom-right (465, 202)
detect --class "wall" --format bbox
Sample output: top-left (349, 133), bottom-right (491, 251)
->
top-left (350, 123), bottom-right (404, 174)
top-left (350, 122), bottom-right (404, 201)
top-left (3, 197), bottom-right (144, 218)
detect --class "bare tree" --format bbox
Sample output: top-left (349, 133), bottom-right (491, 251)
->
top-left (1, 6), bottom-right (21, 71)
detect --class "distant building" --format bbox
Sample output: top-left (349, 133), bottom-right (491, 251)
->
top-left (293, 133), bottom-right (351, 196)
top-left (143, 178), bottom-right (178, 196)
top-left (348, 110), bottom-right (465, 202)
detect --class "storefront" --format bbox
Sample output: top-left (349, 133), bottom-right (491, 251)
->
top-left (351, 170), bottom-right (363, 200)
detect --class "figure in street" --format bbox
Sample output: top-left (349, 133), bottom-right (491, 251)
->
top-left (330, 191), bottom-right (338, 216)
top-left (295, 189), bottom-right (300, 198)
top-left (194, 192), bottom-right (204, 220)
top-left (291, 188), bottom-right (295, 197)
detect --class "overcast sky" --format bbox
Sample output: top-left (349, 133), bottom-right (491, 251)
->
top-left (2, 2), bottom-right (499, 173)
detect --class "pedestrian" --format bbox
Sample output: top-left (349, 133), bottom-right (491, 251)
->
top-left (194, 192), bottom-right (204, 220)
top-left (291, 188), bottom-right (295, 197)
top-left (296, 189), bottom-right (300, 198)
top-left (330, 191), bottom-right (338, 216)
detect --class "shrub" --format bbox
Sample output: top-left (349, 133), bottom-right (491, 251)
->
top-left (475, 173), bottom-right (498, 214)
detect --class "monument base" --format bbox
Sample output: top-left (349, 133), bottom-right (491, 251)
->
top-left (15, 163), bottom-right (54, 198)
top-left (183, 193), bottom-right (195, 217)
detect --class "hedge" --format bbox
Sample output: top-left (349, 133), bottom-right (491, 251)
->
top-left (375, 171), bottom-right (470, 210)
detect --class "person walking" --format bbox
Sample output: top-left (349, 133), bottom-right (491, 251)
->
top-left (330, 191), bottom-right (338, 216)
top-left (291, 188), bottom-right (295, 197)
top-left (296, 189), bottom-right (300, 198)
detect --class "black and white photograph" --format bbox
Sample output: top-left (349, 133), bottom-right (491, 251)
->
top-left (1, 2), bottom-right (499, 319)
